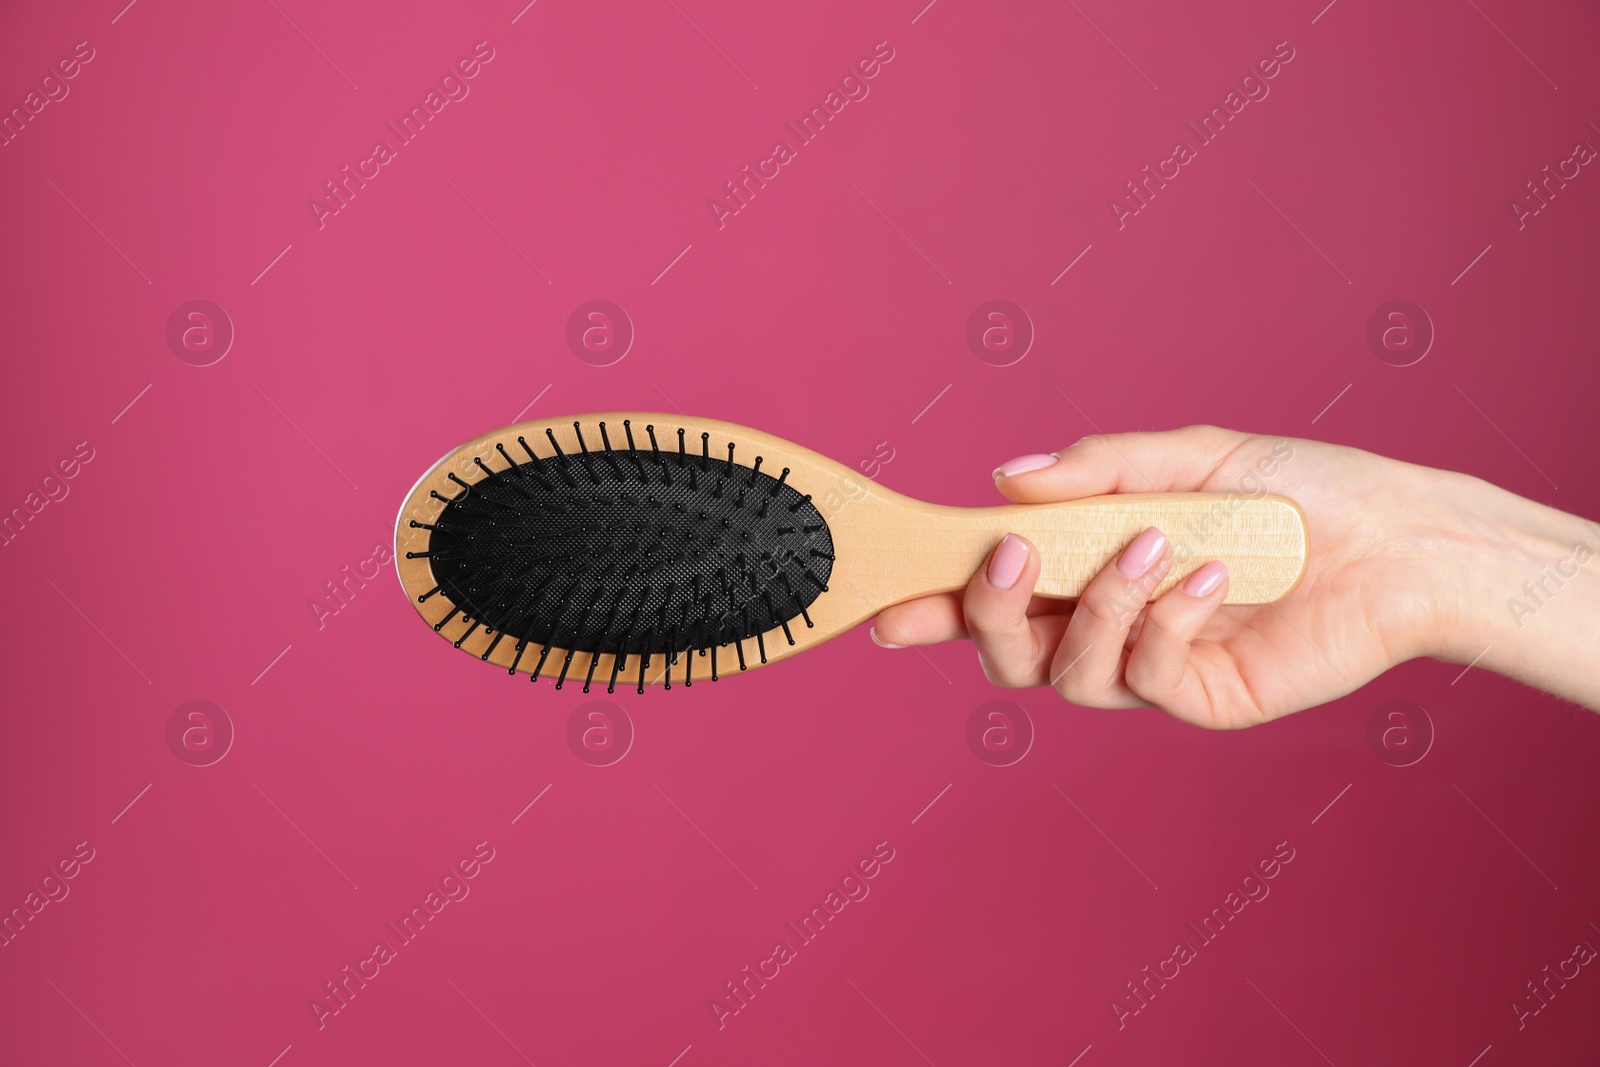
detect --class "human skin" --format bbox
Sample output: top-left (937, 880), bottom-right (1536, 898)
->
top-left (869, 425), bottom-right (1600, 728)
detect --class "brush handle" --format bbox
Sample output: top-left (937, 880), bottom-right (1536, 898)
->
top-left (860, 493), bottom-right (1308, 606)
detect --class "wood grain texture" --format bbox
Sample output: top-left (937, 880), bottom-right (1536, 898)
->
top-left (395, 413), bottom-right (1308, 687)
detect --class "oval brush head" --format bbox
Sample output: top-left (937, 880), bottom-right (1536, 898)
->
top-left (397, 413), bottom-right (1309, 692)
top-left (415, 419), bottom-right (830, 692)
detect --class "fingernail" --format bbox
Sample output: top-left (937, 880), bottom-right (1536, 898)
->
top-left (1182, 560), bottom-right (1228, 598)
top-left (870, 627), bottom-right (904, 649)
top-left (1116, 526), bottom-right (1167, 579)
top-left (987, 534), bottom-right (1029, 590)
top-left (993, 453), bottom-right (1058, 479)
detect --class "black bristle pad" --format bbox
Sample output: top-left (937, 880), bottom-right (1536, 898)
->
top-left (427, 429), bottom-right (835, 658)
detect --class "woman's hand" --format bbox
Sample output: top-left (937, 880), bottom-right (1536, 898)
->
top-left (869, 425), bottom-right (1600, 726)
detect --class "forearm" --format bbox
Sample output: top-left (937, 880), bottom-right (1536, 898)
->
top-left (1433, 476), bottom-right (1600, 710)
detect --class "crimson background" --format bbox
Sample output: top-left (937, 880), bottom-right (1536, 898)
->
top-left (2, 1), bottom-right (1599, 1064)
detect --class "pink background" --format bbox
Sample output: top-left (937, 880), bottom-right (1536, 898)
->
top-left (4, 0), bottom-right (1600, 1063)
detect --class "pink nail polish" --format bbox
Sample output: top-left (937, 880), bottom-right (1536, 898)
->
top-left (1116, 526), bottom-right (1167, 579)
top-left (870, 627), bottom-right (905, 649)
top-left (1182, 561), bottom-right (1227, 598)
top-left (993, 453), bottom-right (1058, 479)
top-left (987, 534), bottom-right (1029, 590)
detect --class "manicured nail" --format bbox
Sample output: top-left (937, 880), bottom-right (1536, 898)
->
top-left (870, 627), bottom-right (904, 649)
top-left (993, 453), bottom-right (1058, 479)
top-left (1182, 560), bottom-right (1228, 598)
top-left (987, 534), bottom-right (1028, 590)
top-left (1116, 526), bottom-right (1167, 579)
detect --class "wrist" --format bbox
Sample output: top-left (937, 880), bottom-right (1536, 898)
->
top-left (1427, 473), bottom-right (1600, 707)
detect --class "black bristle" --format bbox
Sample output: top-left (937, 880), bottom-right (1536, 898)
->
top-left (607, 643), bottom-right (626, 694)
top-left (423, 420), bottom-right (835, 690)
top-left (531, 641), bottom-right (554, 680)
top-left (598, 422), bottom-right (624, 477)
top-left (573, 423), bottom-right (601, 487)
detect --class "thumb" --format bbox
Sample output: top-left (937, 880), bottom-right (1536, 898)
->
top-left (992, 424), bottom-right (1252, 502)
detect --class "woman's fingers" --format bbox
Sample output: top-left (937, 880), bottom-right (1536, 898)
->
top-left (870, 593), bottom-right (964, 648)
top-left (961, 534), bottom-right (1053, 686)
top-left (1122, 561), bottom-right (1231, 721)
top-left (993, 424), bottom-right (1251, 501)
top-left (1051, 526), bottom-right (1172, 707)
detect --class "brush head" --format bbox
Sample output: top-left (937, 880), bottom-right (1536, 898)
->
top-left (405, 420), bottom-right (834, 689)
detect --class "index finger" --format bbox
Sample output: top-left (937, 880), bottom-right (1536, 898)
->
top-left (993, 425), bottom-right (1252, 501)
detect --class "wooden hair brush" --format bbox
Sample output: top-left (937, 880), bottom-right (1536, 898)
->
top-left (395, 414), bottom-right (1308, 692)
